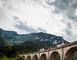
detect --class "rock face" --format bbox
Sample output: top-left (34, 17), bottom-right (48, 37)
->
top-left (0, 28), bottom-right (69, 48)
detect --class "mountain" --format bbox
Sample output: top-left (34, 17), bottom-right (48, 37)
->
top-left (0, 28), bottom-right (69, 52)
top-left (0, 35), bottom-right (10, 47)
top-left (16, 32), bottom-right (69, 53)
top-left (0, 28), bottom-right (25, 45)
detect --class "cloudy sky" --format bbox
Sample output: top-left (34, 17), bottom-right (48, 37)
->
top-left (0, 0), bottom-right (77, 42)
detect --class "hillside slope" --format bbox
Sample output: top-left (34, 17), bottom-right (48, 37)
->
top-left (0, 28), bottom-right (69, 52)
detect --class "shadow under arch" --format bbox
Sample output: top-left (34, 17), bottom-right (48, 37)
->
top-left (49, 51), bottom-right (61, 60)
top-left (32, 55), bottom-right (38, 60)
top-left (39, 54), bottom-right (47, 60)
top-left (64, 47), bottom-right (77, 60)
top-left (26, 55), bottom-right (31, 60)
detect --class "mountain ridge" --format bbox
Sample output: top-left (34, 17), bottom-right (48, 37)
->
top-left (0, 28), bottom-right (70, 52)
top-left (0, 28), bottom-right (69, 48)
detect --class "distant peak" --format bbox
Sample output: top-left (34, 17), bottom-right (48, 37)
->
top-left (0, 28), bottom-right (3, 31)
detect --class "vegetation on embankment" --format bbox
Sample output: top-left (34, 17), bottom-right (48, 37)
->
top-left (0, 47), bottom-right (25, 60)
top-left (0, 56), bottom-right (25, 60)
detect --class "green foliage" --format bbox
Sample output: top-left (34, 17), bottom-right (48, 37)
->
top-left (0, 35), bottom-right (10, 47)
top-left (0, 47), bottom-right (17, 58)
top-left (0, 28), bottom-right (69, 54)
top-left (0, 56), bottom-right (25, 60)
top-left (12, 41), bottom-right (40, 53)
top-left (1, 56), bottom-right (15, 60)
top-left (0, 28), bottom-right (67, 46)
top-left (15, 56), bottom-right (25, 60)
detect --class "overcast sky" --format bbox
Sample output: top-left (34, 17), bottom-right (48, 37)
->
top-left (0, 0), bottom-right (77, 42)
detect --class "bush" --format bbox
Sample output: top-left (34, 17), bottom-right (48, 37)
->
top-left (15, 56), bottom-right (25, 60)
top-left (0, 56), bottom-right (15, 60)
top-left (0, 56), bottom-right (25, 60)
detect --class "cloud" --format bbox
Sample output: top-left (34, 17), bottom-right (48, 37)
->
top-left (66, 22), bottom-right (72, 29)
top-left (32, 0), bottom-right (50, 8)
top-left (46, 0), bottom-right (77, 41)
top-left (65, 29), bottom-right (72, 36)
top-left (47, 0), bottom-right (77, 22)
top-left (63, 21), bottom-right (72, 35)
top-left (61, 19), bottom-right (77, 41)
top-left (22, 0), bottom-right (25, 2)
top-left (13, 16), bottom-right (38, 33)
top-left (0, 0), bottom-right (13, 10)
top-left (0, 0), bottom-right (77, 42)
top-left (38, 27), bottom-right (47, 32)
top-left (15, 22), bottom-right (38, 33)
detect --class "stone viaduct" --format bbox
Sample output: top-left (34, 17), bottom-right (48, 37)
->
top-left (21, 41), bottom-right (77, 60)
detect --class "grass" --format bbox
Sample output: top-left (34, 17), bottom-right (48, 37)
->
top-left (0, 56), bottom-right (25, 60)
top-left (1, 57), bottom-right (15, 60)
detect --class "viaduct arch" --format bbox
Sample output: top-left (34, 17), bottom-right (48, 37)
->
top-left (26, 55), bottom-right (31, 60)
top-left (64, 47), bottom-right (77, 60)
top-left (39, 54), bottom-right (47, 60)
top-left (32, 55), bottom-right (38, 60)
top-left (22, 41), bottom-right (77, 60)
top-left (49, 51), bottom-right (61, 60)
